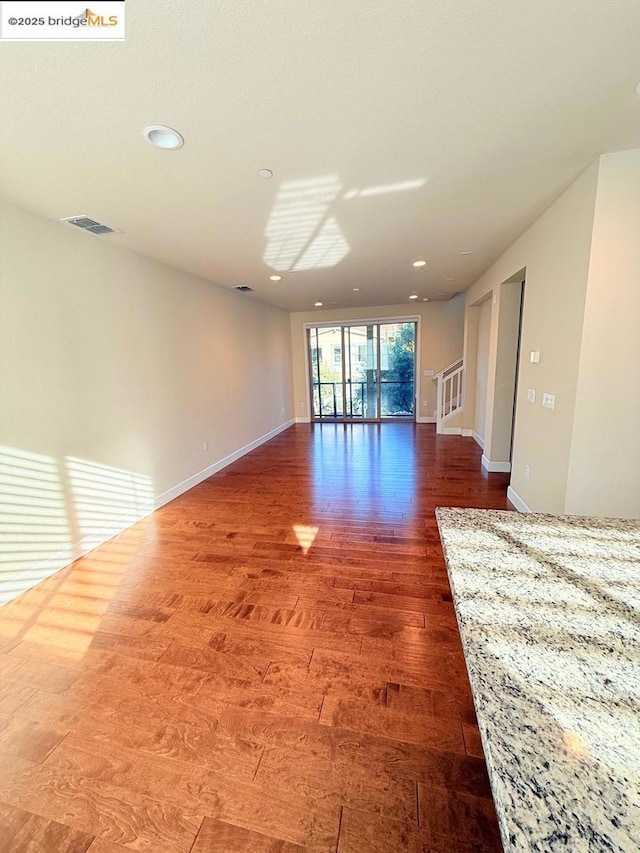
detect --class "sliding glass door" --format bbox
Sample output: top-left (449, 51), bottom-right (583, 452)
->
top-left (308, 321), bottom-right (416, 421)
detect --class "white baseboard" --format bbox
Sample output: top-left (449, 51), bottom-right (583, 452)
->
top-left (295, 416), bottom-right (311, 424)
top-left (440, 426), bottom-right (462, 435)
top-left (472, 431), bottom-right (484, 449)
top-left (416, 416), bottom-right (436, 424)
top-left (462, 428), bottom-right (473, 437)
top-left (481, 455), bottom-right (512, 473)
top-left (155, 420), bottom-right (295, 506)
top-left (507, 485), bottom-right (530, 512)
top-left (1, 419), bottom-right (295, 607)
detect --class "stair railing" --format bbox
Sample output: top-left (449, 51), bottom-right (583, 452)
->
top-left (433, 357), bottom-right (464, 433)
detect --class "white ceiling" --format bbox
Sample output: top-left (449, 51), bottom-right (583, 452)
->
top-left (1, 0), bottom-right (639, 312)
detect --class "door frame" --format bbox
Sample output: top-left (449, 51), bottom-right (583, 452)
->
top-left (304, 315), bottom-right (421, 423)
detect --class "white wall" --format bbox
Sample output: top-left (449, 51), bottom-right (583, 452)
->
top-left (0, 198), bottom-right (294, 601)
top-left (463, 148), bottom-right (640, 518)
top-left (290, 295), bottom-right (465, 422)
top-left (473, 298), bottom-right (492, 442)
top-left (564, 149), bottom-right (640, 518)
top-left (462, 160), bottom-right (600, 513)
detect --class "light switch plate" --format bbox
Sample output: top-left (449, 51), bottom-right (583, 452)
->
top-left (542, 393), bottom-right (555, 410)
top-left (527, 389), bottom-right (536, 403)
top-left (530, 351), bottom-right (540, 363)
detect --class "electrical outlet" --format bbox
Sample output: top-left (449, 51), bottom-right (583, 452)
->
top-left (527, 389), bottom-right (536, 403)
top-left (299, 402), bottom-right (305, 408)
top-left (525, 464), bottom-right (530, 479)
top-left (423, 400), bottom-right (428, 407)
top-left (202, 440), bottom-right (209, 452)
top-left (542, 393), bottom-right (555, 410)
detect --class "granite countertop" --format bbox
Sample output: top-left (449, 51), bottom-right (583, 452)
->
top-left (435, 507), bottom-right (640, 853)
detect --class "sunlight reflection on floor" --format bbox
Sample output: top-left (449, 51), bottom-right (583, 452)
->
top-left (293, 524), bottom-right (319, 555)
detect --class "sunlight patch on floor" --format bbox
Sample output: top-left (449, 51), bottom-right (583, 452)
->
top-left (293, 523), bottom-right (319, 555)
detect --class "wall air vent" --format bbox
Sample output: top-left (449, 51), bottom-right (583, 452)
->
top-left (60, 215), bottom-right (122, 236)
top-left (233, 285), bottom-right (254, 292)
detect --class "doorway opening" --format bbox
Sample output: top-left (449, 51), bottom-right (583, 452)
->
top-left (509, 277), bottom-right (526, 464)
top-left (489, 272), bottom-right (525, 469)
top-left (307, 321), bottom-right (417, 422)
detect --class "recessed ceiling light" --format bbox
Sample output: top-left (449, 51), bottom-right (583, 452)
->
top-left (143, 125), bottom-right (184, 150)
top-left (409, 294), bottom-right (419, 300)
top-left (352, 287), bottom-right (360, 292)
top-left (269, 275), bottom-right (282, 281)
top-left (460, 250), bottom-right (473, 256)
top-left (314, 301), bottom-right (323, 307)
top-left (422, 298), bottom-right (429, 302)
top-left (412, 259), bottom-right (427, 268)
top-left (445, 277), bottom-right (455, 282)
top-left (257, 168), bottom-right (273, 179)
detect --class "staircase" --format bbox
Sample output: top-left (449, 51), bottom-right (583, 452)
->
top-left (433, 357), bottom-right (464, 434)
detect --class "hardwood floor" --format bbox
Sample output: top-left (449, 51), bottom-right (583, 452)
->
top-left (0, 423), bottom-right (511, 852)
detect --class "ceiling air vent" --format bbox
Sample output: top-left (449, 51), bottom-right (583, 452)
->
top-left (233, 285), bottom-right (254, 292)
top-left (60, 215), bottom-right (121, 236)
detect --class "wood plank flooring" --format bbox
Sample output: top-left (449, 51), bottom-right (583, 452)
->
top-left (0, 423), bottom-right (511, 852)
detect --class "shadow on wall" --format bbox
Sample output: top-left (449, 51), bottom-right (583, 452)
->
top-left (0, 445), bottom-right (154, 606)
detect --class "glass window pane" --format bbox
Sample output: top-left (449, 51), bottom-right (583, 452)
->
top-left (379, 322), bottom-right (415, 417)
top-left (308, 321), bottom-right (414, 421)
